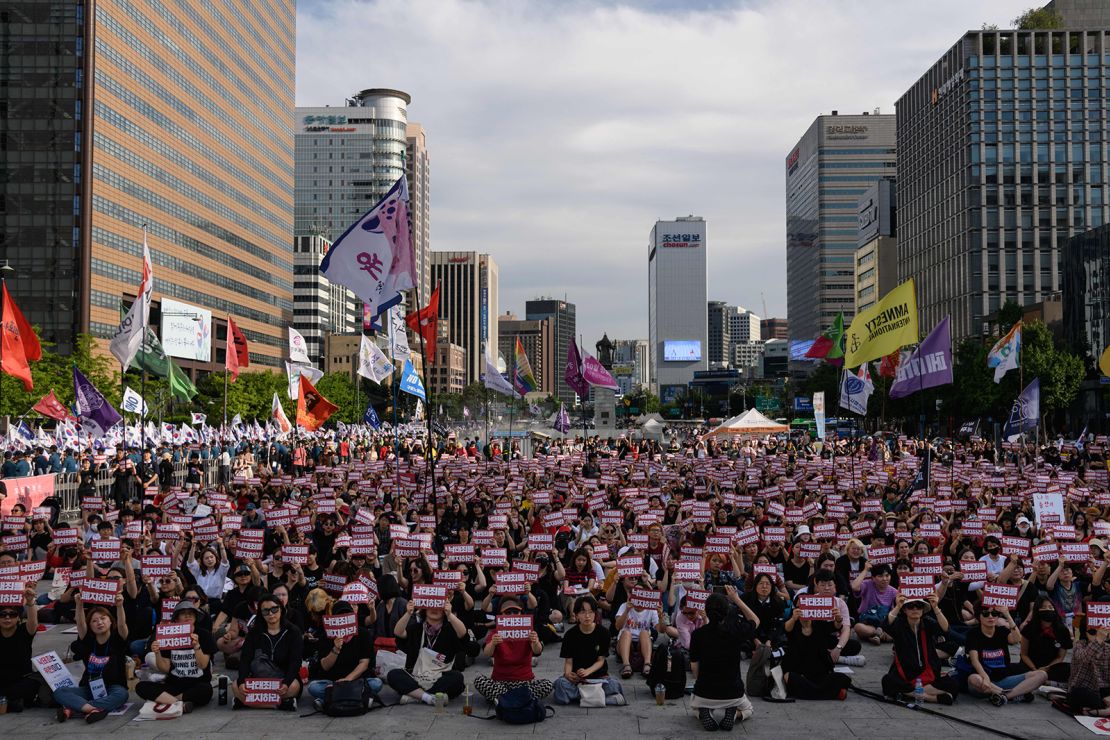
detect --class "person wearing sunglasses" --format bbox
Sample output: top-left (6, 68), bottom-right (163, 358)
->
top-left (232, 593), bottom-right (304, 710)
top-left (955, 604), bottom-right (1046, 705)
top-left (881, 593), bottom-right (958, 704)
top-left (473, 596), bottom-right (552, 702)
top-left (0, 583), bottom-right (39, 712)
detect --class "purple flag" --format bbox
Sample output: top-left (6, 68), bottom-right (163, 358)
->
top-left (73, 366), bottom-right (122, 438)
top-left (889, 316), bottom-right (953, 400)
top-left (554, 402), bottom-right (571, 434)
top-left (582, 352), bottom-right (619, 391)
top-left (565, 338), bottom-right (590, 398)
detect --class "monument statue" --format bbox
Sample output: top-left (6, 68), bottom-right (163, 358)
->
top-left (596, 333), bottom-right (614, 370)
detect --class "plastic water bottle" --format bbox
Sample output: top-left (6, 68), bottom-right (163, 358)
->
top-left (913, 678), bottom-right (924, 707)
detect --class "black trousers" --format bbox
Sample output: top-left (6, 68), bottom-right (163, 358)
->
top-left (786, 670), bottom-right (850, 700)
top-left (136, 676), bottom-right (214, 707)
top-left (386, 669), bottom-right (465, 699)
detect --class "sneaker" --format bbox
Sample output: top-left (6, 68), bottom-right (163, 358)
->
top-left (989, 693), bottom-right (1008, 707)
top-left (1019, 693), bottom-right (1035, 704)
top-left (399, 695), bottom-right (414, 705)
top-left (277, 698), bottom-right (296, 712)
top-left (85, 709), bottom-right (107, 724)
top-left (838, 655), bottom-right (867, 667)
top-left (606, 693), bottom-right (627, 706)
top-left (836, 688), bottom-right (848, 701)
top-left (936, 692), bottom-right (954, 706)
top-left (182, 701), bottom-right (194, 714)
top-left (56, 707), bottom-right (73, 723)
top-left (313, 698), bottom-right (324, 712)
top-left (232, 697), bottom-right (245, 710)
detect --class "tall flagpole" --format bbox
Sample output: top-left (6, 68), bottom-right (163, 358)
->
top-left (507, 346), bottom-right (515, 457)
top-left (409, 281), bottom-right (438, 530)
top-left (580, 334), bottom-right (588, 450)
top-left (387, 309), bottom-right (401, 499)
top-left (140, 223), bottom-right (149, 455)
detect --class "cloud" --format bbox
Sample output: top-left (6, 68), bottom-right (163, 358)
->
top-left (297, 0), bottom-right (1030, 347)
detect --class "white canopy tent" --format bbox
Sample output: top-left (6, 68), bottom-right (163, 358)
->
top-left (703, 408), bottom-right (789, 439)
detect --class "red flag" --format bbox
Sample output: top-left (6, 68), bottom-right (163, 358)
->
top-left (878, 350), bottom-right (901, 379)
top-left (226, 315), bottom-right (249, 382)
top-left (33, 390), bottom-right (75, 421)
top-left (405, 284), bottom-right (440, 365)
top-left (296, 374), bottom-right (337, 432)
top-left (1, 282), bottom-right (36, 391)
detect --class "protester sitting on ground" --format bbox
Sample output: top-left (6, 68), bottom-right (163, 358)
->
top-left (955, 604), bottom-right (1047, 705)
top-left (1019, 595), bottom-right (1073, 684)
top-left (613, 576), bottom-right (667, 679)
top-left (0, 583), bottom-right (39, 712)
top-left (781, 593), bottom-right (851, 700)
top-left (56, 589), bottom-right (131, 723)
top-left (881, 593), bottom-right (958, 704)
top-left (232, 593), bottom-right (304, 711)
top-left (135, 599), bottom-right (216, 714)
top-left (852, 562), bottom-right (898, 644)
top-left (1067, 621), bottom-right (1110, 717)
top-left (473, 596), bottom-right (553, 702)
top-left (812, 571), bottom-right (865, 665)
top-left (553, 596), bottom-right (626, 706)
top-left (306, 600), bottom-right (381, 709)
top-left (387, 595), bottom-right (468, 705)
top-left (690, 591), bottom-right (756, 731)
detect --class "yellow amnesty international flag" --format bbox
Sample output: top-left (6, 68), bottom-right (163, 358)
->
top-left (1100, 343), bottom-right (1110, 377)
top-left (844, 279), bottom-right (919, 367)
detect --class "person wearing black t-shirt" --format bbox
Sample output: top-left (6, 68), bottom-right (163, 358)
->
top-left (0, 583), bottom-right (39, 711)
top-left (135, 600), bottom-right (217, 710)
top-left (306, 601), bottom-right (381, 707)
top-left (1019, 596), bottom-right (1072, 683)
top-left (956, 604), bottom-right (1046, 705)
top-left (690, 592), bottom-right (756, 730)
top-left (386, 597), bottom-right (467, 703)
top-left (56, 591), bottom-right (131, 723)
top-left (553, 595), bottom-right (626, 705)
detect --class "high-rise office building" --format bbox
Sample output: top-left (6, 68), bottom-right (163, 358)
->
top-left (648, 217), bottom-right (708, 402)
top-left (525, 298), bottom-right (576, 404)
top-left (786, 112), bottom-right (896, 341)
top-left (406, 123), bottom-right (432, 306)
top-left (2, 0), bottom-right (296, 371)
top-left (761, 318), bottom-right (790, 340)
top-left (854, 179), bottom-right (898, 313)
top-left (430, 252), bottom-right (498, 386)
top-left (497, 312), bottom-right (554, 395)
top-left (897, 29), bottom-right (1110, 338)
top-left (707, 301), bottom-right (731, 367)
top-left (611, 339), bottom-right (649, 395)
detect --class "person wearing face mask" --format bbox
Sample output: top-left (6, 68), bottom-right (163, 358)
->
top-left (232, 594), bottom-right (304, 711)
top-left (1019, 595), bottom-right (1072, 683)
top-left (1014, 516), bottom-right (1035, 541)
top-left (55, 590), bottom-right (131, 723)
top-left (979, 536), bottom-right (1006, 579)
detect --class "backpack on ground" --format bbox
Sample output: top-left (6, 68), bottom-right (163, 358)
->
top-left (645, 642), bottom-right (687, 699)
top-left (493, 686), bottom-right (554, 724)
top-left (322, 679), bottom-right (372, 717)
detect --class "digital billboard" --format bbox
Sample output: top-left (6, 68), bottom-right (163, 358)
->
top-left (663, 340), bottom-right (701, 362)
top-left (160, 298), bottom-right (212, 362)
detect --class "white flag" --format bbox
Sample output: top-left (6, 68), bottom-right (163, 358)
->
top-left (286, 361), bottom-right (323, 400)
top-left (318, 175), bottom-right (416, 319)
top-left (839, 365), bottom-right (874, 416)
top-left (289, 327), bottom-right (311, 364)
top-left (483, 354), bottom-right (520, 398)
top-left (231, 413), bottom-right (242, 428)
top-left (109, 233), bottom-right (153, 369)
top-left (272, 392), bottom-right (292, 434)
top-left (121, 387), bottom-right (148, 416)
top-left (359, 335), bottom-right (394, 383)
top-left (389, 306), bottom-right (410, 360)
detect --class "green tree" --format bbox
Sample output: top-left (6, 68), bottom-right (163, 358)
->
top-left (801, 363), bottom-right (840, 405)
top-left (1, 333), bottom-right (121, 418)
top-left (1013, 7), bottom-right (1063, 29)
top-left (315, 372), bottom-right (358, 423)
top-left (938, 338), bottom-right (999, 420)
top-left (996, 300), bottom-right (1023, 332)
top-left (624, 388), bottom-right (659, 414)
top-left (1022, 320), bottom-right (1084, 414)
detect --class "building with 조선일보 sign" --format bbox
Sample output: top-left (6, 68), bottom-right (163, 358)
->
top-left (854, 179), bottom-right (898, 315)
top-left (649, 217), bottom-right (708, 395)
top-left (786, 111), bottom-right (896, 343)
top-left (896, 26), bottom-right (1110, 340)
top-left (431, 252), bottom-right (499, 386)
top-left (2, 0), bottom-right (296, 372)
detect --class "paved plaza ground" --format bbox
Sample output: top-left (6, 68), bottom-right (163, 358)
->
top-left (2, 617), bottom-right (1095, 740)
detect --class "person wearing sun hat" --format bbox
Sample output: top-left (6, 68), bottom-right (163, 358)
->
top-left (881, 592), bottom-right (958, 704)
top-left (473, 596), bottom-right (552, 702)
top-left (135, 599), bottom-right (217, 714)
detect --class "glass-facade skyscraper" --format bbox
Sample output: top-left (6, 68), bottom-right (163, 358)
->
top-left (1, 0), bottom-right (296, 369)
top-left (785, 113), bottom-right (896, 342)
top-left (897, 29), bottom-right (1110, 339)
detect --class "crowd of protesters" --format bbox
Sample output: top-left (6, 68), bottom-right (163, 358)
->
top-left (1, 425), bottom-right (1109, 729)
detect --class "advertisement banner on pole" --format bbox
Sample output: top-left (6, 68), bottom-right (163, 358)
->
top-left (813, 392), bottom-right (826, 441)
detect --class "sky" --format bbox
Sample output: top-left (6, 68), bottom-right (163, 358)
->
top-left (297, 0), bottom-right (1034, 350)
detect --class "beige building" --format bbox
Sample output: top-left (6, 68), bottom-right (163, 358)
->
top-left (430, 252), bottom-right (499, 385)
top-left (407, 123), bottom-right (432, 307)
top-left (430, 321), bottom-right (466, 395)
top-left (497, 312), bottom-right (554, 395)
top-left (855, 180), bottom-right (898, 313)
top-left (3, 0), bottom-right (296, 374)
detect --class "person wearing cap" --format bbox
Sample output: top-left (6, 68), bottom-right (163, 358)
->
top-left (306, 600), bottom-right (381, 709)
top-left (0, 582), bottom-right (39, 712)
top-left (473, 596), bottom-right (552, 702)
top-left (214, 561), bottom-right (260, 663)
top-left (881, 592), bottom-right (957, 704)
top-left (136, 599), bottom-right (217, 713)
